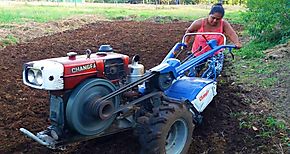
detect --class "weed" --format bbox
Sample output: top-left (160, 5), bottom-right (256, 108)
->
top-left (236, 112), bottom-right (259, 129)
top-left (0, 24), bottom-right (16, 29)
top-left (113, 16), bottom-right (127, 20)
top-left (265, 117), bottom-right (287, 130)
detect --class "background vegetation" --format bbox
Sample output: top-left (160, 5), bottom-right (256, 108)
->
top-left (234, 2), bottom-right (289, 146)
top-left (239, 0), bottom-right (289, 57)
top-left (0, 3), bottom-right (242, 24)
top-left (1, 0), bottom-right (288, 53)
top-left (10, 0), bottom-right (247, 5)
top-left (243, 0), bottom-right (289, 44)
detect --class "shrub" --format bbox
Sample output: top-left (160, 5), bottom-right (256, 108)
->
top-left (243, 0), bottom-right (290, 43)
top-left (235, 41), bottom-right (274, 59)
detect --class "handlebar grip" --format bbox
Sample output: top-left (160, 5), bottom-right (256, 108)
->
top-left (220, 45), bottom-right (237, 51)
top-left (226, 45), bottom-right (237, 49)
top-left (180, 43), bottom-right (187, 50)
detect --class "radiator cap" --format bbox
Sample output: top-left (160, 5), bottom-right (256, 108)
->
top-left (67, 52), bottom-right (77, 60)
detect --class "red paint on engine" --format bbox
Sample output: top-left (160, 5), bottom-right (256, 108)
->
top-left (63, 59), bottom-right (104, 89)
top-left (50, 52), bottom-right (129, 90)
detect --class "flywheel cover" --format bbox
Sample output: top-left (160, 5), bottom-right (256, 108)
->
top-left (66, 78), bottom-right (119, 136)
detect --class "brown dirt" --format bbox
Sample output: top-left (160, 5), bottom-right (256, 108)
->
top-left (0, 20), bottom-right (287, 154)
top-left (0, 15), bottom-right (107, 45)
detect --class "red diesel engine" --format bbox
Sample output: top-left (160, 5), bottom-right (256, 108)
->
top-left (21, 45), bottom-right (145, 144)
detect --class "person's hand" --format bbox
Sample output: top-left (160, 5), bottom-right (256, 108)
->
top-left (235, 42), bottom-right (242, 49)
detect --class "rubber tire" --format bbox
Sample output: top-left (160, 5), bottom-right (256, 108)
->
top-left (136, 101), bottom-right (194, 154)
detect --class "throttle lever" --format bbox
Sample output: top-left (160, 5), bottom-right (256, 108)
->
top-left (228, 47), bottom-right (235, 60)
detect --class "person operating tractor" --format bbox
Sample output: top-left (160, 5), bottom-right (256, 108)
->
top-left (184, 3), bottom-right (242, 77)
top-left (184, 3), bottom-right (242, 53)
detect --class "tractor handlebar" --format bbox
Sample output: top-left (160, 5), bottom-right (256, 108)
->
top-left (182, 32), bottom-right (227, 46)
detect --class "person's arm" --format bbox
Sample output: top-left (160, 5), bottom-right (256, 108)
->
top-left (223, 20), bottom-right (242, 49)
top-left (184, 19), bottom-right (202, 47)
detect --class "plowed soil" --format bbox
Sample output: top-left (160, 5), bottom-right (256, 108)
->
top-left (0, 21), bottom-right (284, 153)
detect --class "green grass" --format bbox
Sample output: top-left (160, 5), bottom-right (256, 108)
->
top-left (233, 58), bottom-right (284, 88)
top-left (225, 11), bottom-right (244, 24)
top-left (0, 34), bottom-right (18, 47)
top-left (232, 112), bottom-right (289, 146)
top-left (235, 41), bottom-right (276, 59)
top-left (235, 61), bottom-right (288, 87)
top-left (232, 40), bottom-right (287, 88)
top-left (0, 5), bottom-right (74, 23)
top-left (0, 2), bottom-right (242, 48)
top-left (0, 3), bottom-right (242, 24)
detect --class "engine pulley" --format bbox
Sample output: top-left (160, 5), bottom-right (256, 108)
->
top-left (66, 79), bottom-right (119, 136)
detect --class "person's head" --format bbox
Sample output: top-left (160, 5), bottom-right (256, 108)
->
top-left (208, 3), bottom-right (224, 26)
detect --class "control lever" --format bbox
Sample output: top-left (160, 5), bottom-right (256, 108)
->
top-left (228, 47), bottom-right (235, 60)
top-left (182, 46), bottom-right (202, 64)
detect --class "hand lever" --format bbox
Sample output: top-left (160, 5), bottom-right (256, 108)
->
top-left (228, 47), bottom-right (235, 60)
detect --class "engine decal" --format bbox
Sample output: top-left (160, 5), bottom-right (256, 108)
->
top-left (71, 63), bottom-right (96, 73)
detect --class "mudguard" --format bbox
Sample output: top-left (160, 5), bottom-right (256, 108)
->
top-left (164, 76), bottom-right (217, 112)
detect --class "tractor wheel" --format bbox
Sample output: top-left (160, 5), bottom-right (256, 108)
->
top-left (66, 78), bottom-right (119, 136)
top-left (136, 101), bottom-right (194, 154)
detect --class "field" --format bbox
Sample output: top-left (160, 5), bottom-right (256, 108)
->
top-left (0, 2), bottom-right (289, 154)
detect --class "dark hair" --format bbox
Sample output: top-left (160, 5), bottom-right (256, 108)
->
top-left (209, 3), bottom-right (225, 17)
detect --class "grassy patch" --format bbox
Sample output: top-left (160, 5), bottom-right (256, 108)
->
top-left (0, 3), bottom-right (242, 24)
top-left (225, 11), bottom-right (244, 24)
top-left (0, 35), bottom-right (19, 47)
top-left (0, 5), bottom-right (73, 23)
top-left (235, 41), bottom-right (276, 59)
top-left (232, 40), bottom-right (290, 88)
top-left (233, 58), bottom-right (280, 88)
top-left (232, 112), bottom-right (289, 147)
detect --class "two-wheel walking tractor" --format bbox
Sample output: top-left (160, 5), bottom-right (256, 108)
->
top-left (20, 33), bottom-right (236, 154)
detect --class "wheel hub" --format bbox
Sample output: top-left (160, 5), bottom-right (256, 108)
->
top-left (165, 119), bottom-right (188, 154)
